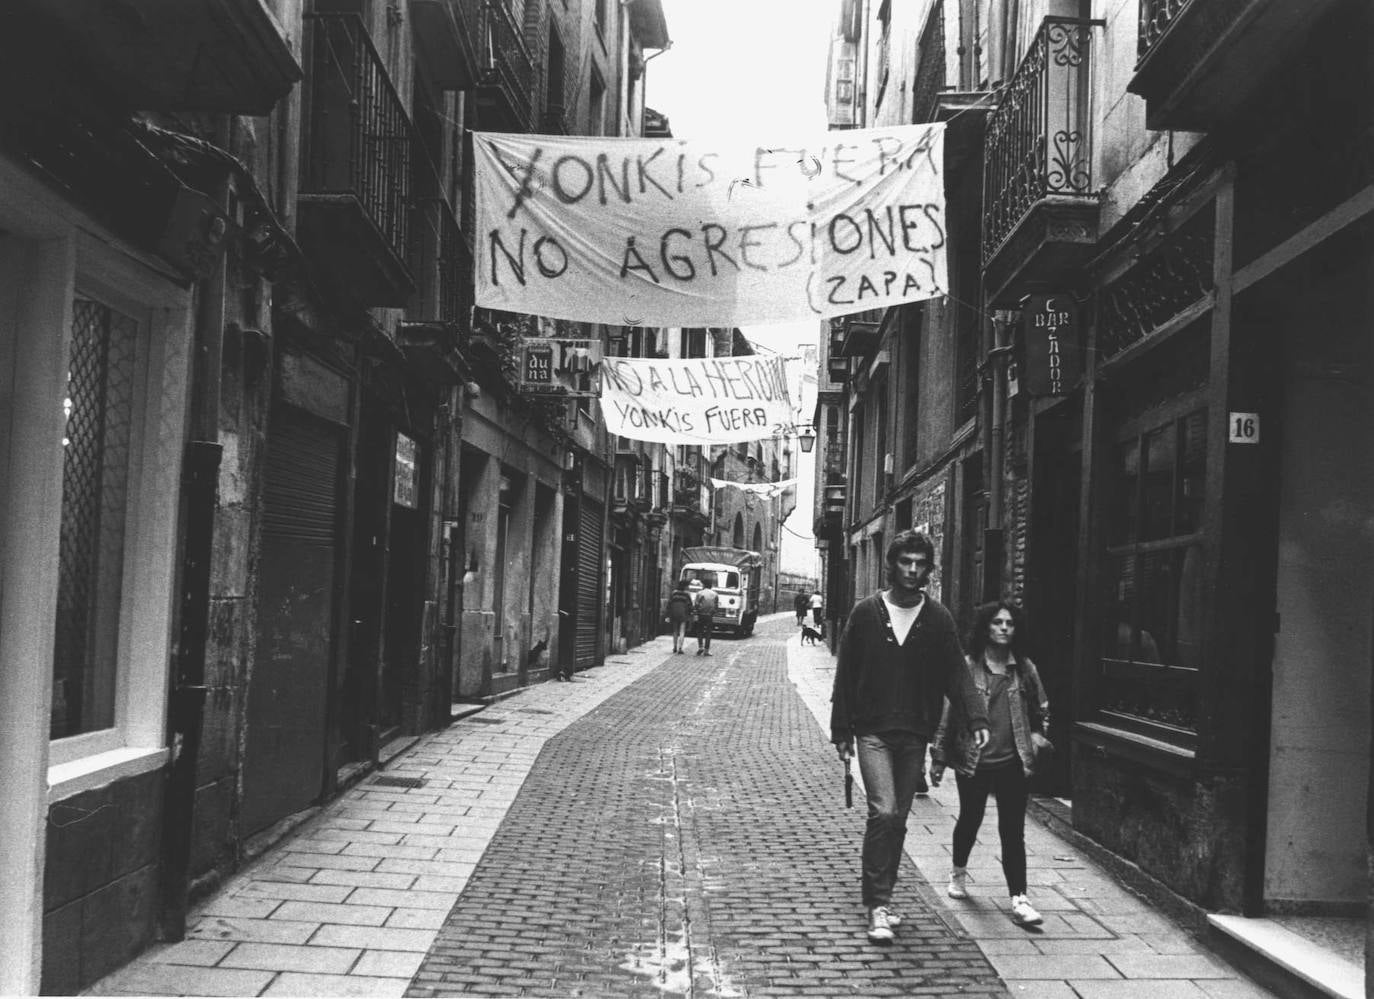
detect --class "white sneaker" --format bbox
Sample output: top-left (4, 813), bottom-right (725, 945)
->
top-left (866, 905), bottom-right (894, 943)
top-left (947, 867), bottom-right (972, 899)
top-left (1010, 894), bottom-right (1043, 926)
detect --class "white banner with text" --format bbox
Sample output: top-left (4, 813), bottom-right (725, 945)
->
top-left (710, 477), bottom-right (798, 498)
top-left (474, 124), bottom-right (947, 326)
top-left (600, 356), bottom-right (794, 444)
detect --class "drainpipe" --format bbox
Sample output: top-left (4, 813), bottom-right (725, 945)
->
top-left (983, 311), bottom-right (1012, 601)
top-left (159, 115), bottom-right (230, 940)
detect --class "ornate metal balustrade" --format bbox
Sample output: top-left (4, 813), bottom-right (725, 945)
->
top-left (466, 0), bottom-right (534, 131)
top-left (434, 197), bottom-right (472, 324)
top-left (982, 17), bottom-right (1099, 266)
top-left (303, 12), bottom-right (413, 274)
top-left (1137, 0), bottom-right (1195, 61)
top-left (1098, 210), bottom-right (1214, 360)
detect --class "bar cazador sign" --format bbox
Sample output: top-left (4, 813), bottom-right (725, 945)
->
top-left (474, 124), bottom-right (948, 326)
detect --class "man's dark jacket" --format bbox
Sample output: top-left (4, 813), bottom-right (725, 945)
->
top-left (830, 591), bottom-right (988, 743)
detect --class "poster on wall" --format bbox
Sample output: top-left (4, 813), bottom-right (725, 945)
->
top-left (474, 123), bottom-right (947, 326)
top-left (911, 477), bottom-right (947, 604)
top-left (394, 432), bottom-right (418, 509)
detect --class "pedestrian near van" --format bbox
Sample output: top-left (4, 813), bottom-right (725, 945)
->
top-left (830, 530), bottom-right (989, 945)
top-left (692, 580), bottom-right (718, 656)
top-left (666, 583), bottom-right (694, 654)
top-left (932, 600), bottom-right (1052, 927)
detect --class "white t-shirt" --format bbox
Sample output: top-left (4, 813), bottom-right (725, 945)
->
top-left (881, 592), bottom-right (924, 645)
top-left (809, 593), bottom-right (824, 609)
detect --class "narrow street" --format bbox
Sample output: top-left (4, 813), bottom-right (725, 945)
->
top-left (90, 615), bottom-right (1272, 998)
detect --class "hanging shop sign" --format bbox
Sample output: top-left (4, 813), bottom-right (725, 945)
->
top-left (393, 432), bottom-right (419, 509)
top-left (516, 338), bottom-right (602, 396)
top-left (600, 355), bottom-right (794, 445)
top-left (474, 123), bottom-right (948, 326)
top-left (1021, 293), bottom-right (1082, 396)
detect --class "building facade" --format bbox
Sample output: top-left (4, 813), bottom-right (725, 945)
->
top-left (822, 0), bottom-right (1371, 982)
top-left (0, 0), bottom-right (670, 992)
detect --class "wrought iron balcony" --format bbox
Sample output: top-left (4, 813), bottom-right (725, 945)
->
top-left (823, 441), bottom-right (847, 477)
top-left (1130, 0), bottom-right (1342, 130)
top-left (299, 12), bottom-right (415, 306)
top-left (982, 16), bottom-right (1101, 308)
top-left (26, 0), bottom-right (300, 114)
top-left (831, 310), bottom-right (885, 358)
top-left (471, 0), bottom-right (534, 132)
top-left (412, 0), bottom-right (483, 90)
top-left (541, 104), bottom-right (569, 135)
top-left (411, 197), bottom-right (473, 326)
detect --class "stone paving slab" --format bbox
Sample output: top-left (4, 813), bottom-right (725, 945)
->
top-left (86, 616), bottom-right (1281, 998)
top-left (408, 622), bottom-right (1005, 998)
top-left (784, 624), bottom-right (1279, 999)
top-left (85, 655), bottom-right (666, 997)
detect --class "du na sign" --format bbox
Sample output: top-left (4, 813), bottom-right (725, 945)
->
top-left (1021, 293), bottom-right (1081, 396)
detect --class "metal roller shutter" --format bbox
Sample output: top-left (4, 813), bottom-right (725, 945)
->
top-left (575, 498), bottom-right (603, 668)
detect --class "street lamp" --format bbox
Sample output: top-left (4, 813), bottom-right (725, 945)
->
top-left (797, 425), bottom-right (817, 453)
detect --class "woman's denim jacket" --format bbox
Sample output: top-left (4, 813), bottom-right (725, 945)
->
top-left (932, 655), bottom-right (1050, 778)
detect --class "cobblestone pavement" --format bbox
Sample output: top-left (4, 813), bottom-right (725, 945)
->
top-left (88, 613), bottom-right (1274, 998)
top-left (407, 620), bottom-right (1003, 999)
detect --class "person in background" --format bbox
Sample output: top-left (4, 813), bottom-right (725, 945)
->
top-left (692, 579), bottom-right (718, 657)
top-left (795, 589), bottom-right (810, 627)
top-left (830, 530), bottom-right (989, 945)
top-left (932, 600), bottom-right (1052, 928)
top-left (666, 582), bottom-right (694, 654)
top-left (809, 589), bottom-right (825, 629)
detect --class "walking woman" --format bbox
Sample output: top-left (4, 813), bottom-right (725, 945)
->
top-left (932, 601), bottom-right (1052, 927)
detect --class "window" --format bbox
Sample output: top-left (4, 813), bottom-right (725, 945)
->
top-left (1099, 404), bottom-right (1207, 740)
top-left (51, 299), bottom-right (138, 740)
top-left (547, 26), bottom-right (565, 108)
top-left (38, 237), bottom-right (192, 789)
top-left (680, 328), bottom-right (707, 358)
top-left (589, 68), bottom-right (606, 136)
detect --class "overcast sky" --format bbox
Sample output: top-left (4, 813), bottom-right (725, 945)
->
top-left (645, 1), bottom-right (834, 577)
top-left (646, 0), bottom-right (833, 357)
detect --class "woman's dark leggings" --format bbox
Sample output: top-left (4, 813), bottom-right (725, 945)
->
top-left (953, 761), bottom-right (1028, 896)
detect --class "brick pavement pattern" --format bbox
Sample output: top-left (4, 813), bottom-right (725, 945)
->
top-left (408, 632), bottom-right (1006, 998)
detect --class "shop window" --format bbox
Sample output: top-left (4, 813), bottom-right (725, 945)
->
top-left (51, 299), bottom-right (138, 740)
top-left (1099, 405), bottom-right (1207, 742)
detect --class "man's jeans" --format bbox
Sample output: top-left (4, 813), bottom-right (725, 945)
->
top-left (695, 616), bottom-right (713, 652)
top-left (856, 731), bottom-right (928, 908)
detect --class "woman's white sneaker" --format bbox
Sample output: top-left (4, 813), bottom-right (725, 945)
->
top-left (1010, 894), bottom-right (1043, 926)
top-left (866, 906), bottom-right (895, 943)
top-left (947, 867), bottom-right (972, 899)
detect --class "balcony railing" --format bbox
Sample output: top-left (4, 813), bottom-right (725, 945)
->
top-left (467, 0), bottom-right (534, 131)
top-left (301, 12), bottom-right (413, 301)
top-left (413, 197), bottom-right (472, 324)
top-left (1137, 0), bottom-right (1193, 61)
top-left (541, 104), bottom-right (568, 135)
top-left (1129, 0), bottom-right (1339, 131)
top-left (982, 17), bottom-right (1098, 266)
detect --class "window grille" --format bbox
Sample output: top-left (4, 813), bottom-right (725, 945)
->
top-left (52, 299), bottom-right (137, 739)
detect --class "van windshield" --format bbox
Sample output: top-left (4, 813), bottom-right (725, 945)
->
top-left (681, 569), bottom-right (740, 591)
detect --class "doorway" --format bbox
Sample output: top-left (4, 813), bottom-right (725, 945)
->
top-left (1264, 260), bottom-right (1372, 912)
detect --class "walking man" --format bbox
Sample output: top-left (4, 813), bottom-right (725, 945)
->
top-left (692, 579), bottom-right (718, 656)
top-left (830, 530), bottom-right (989, 944)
